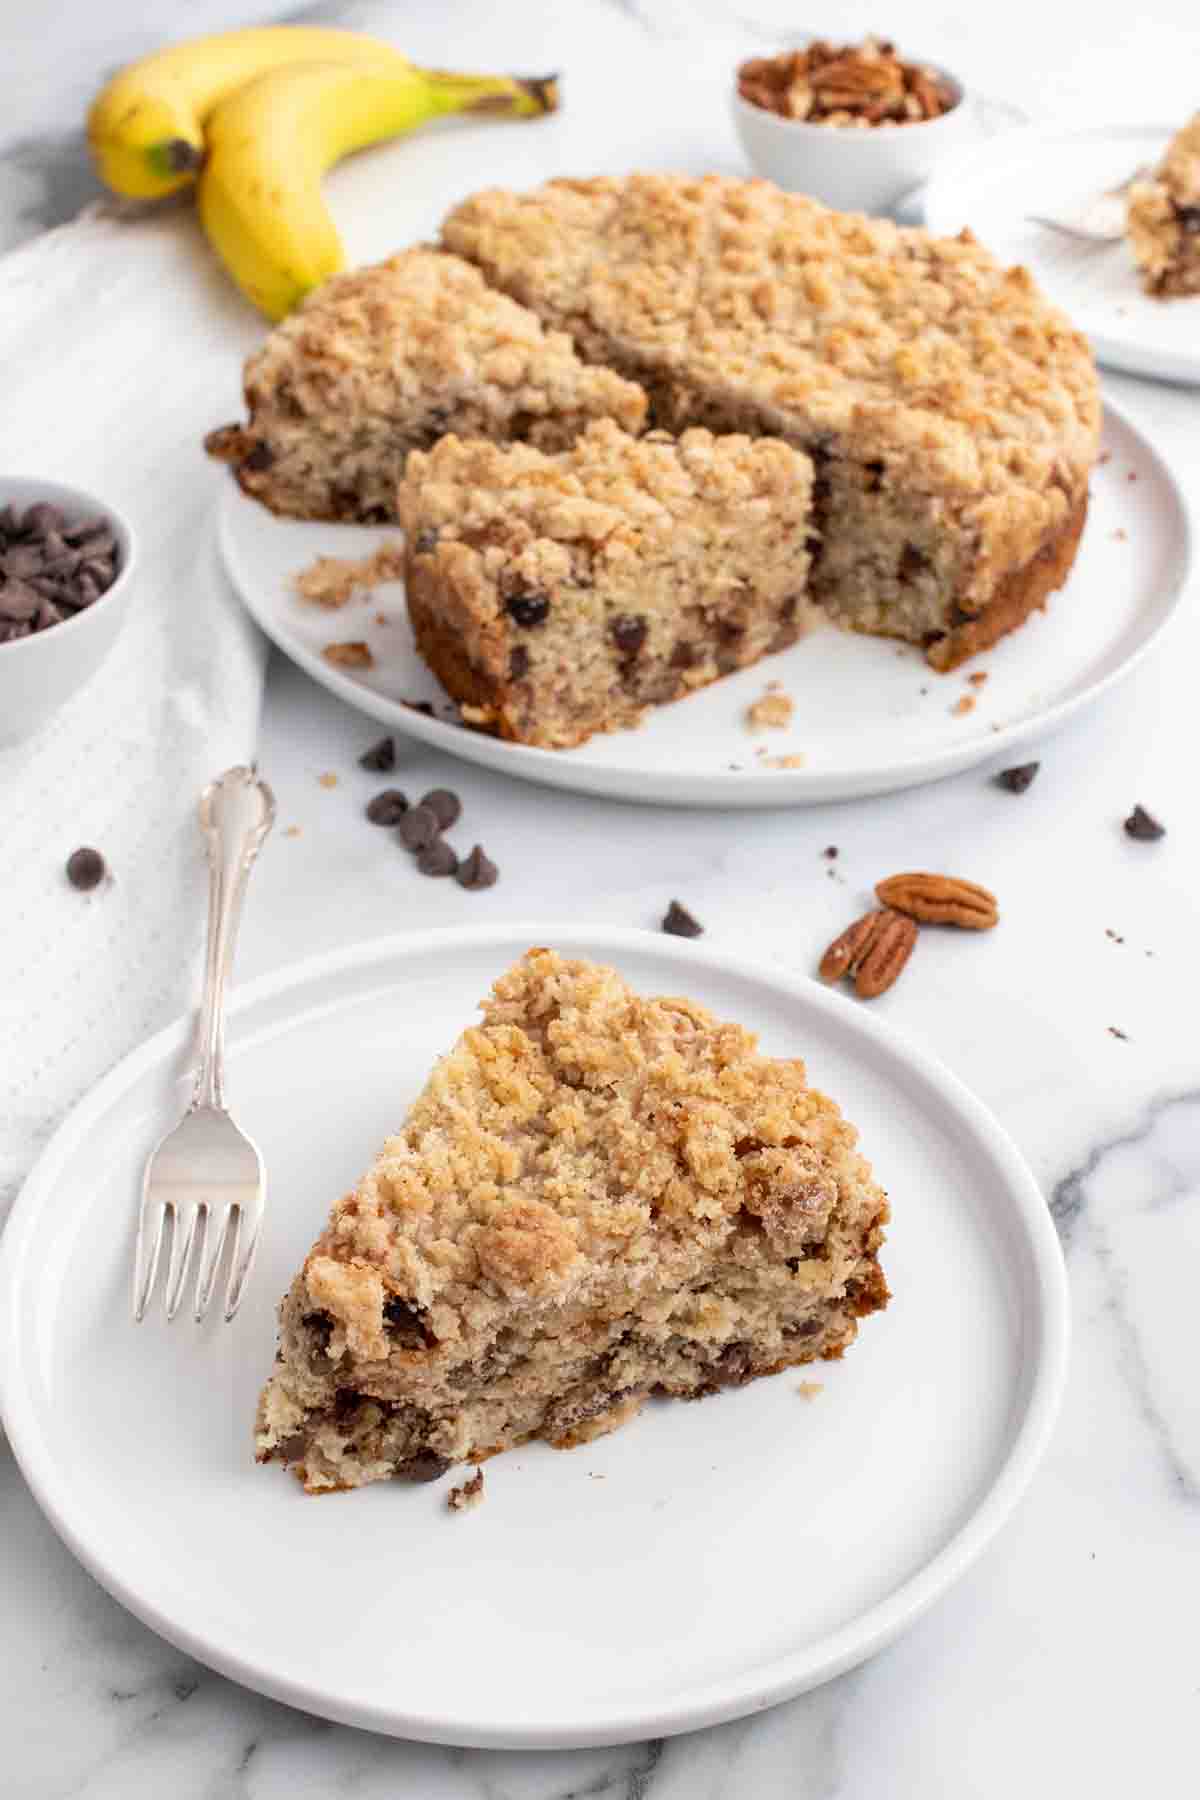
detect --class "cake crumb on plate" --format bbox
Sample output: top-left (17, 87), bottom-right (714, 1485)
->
top-left (447, 1468), bottom-right (485, 1512)
top-left (746, 689), bottom-right (795, 731)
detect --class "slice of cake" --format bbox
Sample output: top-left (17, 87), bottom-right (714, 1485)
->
top-left (396, 419), bottom-right (815, 749)
top-left (256, 948), bottom-right (890, 1493)
top-left (442, 173), bottom-right (1100, 669)
top-left (204, 248), bottom-right (647, 521)
top-left (1127, 115), bottom-right (1200, 299)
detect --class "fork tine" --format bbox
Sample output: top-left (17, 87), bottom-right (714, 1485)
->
top-left (133, 1187), bottom-right (170, 1323)
top-left (194, 1205), bottom-right (236, 1322)
top-left (224, 1204), bottom-right (261, 1323)
top-left (165, 1203), bottom-right (204, 1320)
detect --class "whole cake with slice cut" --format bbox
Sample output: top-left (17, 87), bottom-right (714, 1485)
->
top-left (255, 949), bottom-right (889, 1493)
top-left (397, 419), bottom-right (815, 748)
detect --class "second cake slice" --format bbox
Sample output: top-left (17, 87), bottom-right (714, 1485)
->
top-left (398, 419), bottom-right (815, 749)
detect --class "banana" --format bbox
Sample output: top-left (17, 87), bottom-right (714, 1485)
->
top-left (197, 60), bottom-right (558, 320)
top-left (87, 26), bottom-right (414, 199)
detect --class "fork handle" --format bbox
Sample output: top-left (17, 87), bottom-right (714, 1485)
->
top-left (191, 766), bottom-right (276, 1112)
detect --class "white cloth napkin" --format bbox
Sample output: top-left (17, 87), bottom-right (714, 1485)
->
top-left (0, 203), bottom-right (268, 1218)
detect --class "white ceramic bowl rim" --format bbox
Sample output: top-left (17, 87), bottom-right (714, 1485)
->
top-left (0, 475), bottom-right (138, 659)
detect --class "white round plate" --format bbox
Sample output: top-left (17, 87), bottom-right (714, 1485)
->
top-left (923, 123), bottom-right (1199, 385)
top-left (218, 400), bottom-right (1189, 808)
top-left (0, 926), bottom-right (1067, 1748)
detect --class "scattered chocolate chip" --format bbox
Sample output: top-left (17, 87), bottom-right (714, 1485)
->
top-left (1124, 805), bottom-right (1164, 842)
top-left (996, 761), bottom-right (1040, 794)
top-left (65, 846), bottom-right (106, 890)
top-left (417, 839), bottom-right (459, 878)
top-left (662, 900), bottom-right (704, 938)
top-left (456, 845), bottom-right (498, 890)
top-left (823, 845), bottom-right (838, 860)
top-left (1108, 1026), bottom-right (1130, 1041)
top-left (241, 441), bottom-right (275, 472)
top-left (505, 590), bottom-right (550, 628)
top-left (412, 527), bottom-right (439, 555)
top-left (419, 788), bottom-right (461, 831)
top-left (398, 805), bottom-right (440, 851)
top-left (611, 614), bottom-right (647, 655)
top-left (508, 645), bottom-right (530, 679)
top-left (365, 788), bottom-right (409, 826)
top-left (358, 735), bottom-right (396, 772)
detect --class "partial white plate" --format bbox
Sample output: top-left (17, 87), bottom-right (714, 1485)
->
top-left (923, 123), bottom-right (1199, 385)
top-left (218, 400), bottom-right (1189, 807)
top-left (0, 926), bottom-right (1068, 1748)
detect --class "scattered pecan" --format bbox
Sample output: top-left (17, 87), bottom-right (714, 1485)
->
top-left (818, 907), bottom-right (918, 998)
top-left (874, 872), bottom-right (998, 929)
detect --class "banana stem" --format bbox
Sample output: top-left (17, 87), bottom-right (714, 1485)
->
top-left (417, 68), bottom-right (559, 119)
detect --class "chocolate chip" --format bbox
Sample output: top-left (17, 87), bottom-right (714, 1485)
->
top-left (365, 788), bottom-right (408, 825)
top-left (359, 735), bottom-right (396, 772)
top-left (505, 590), bottom-right (550, 628)
top-left (509, 645), bottom-right (530, 679)
top-left (823, 845), bottom-right (839, 860)
top-left (456, 845), bottom-right (498, 890)
top-left (395, 1450), bottom-right (452, 1483)
top-left (0, 580), bottom-right (41, 621)
top-left (0, 499), bottom-right (118, 636)
top-left (662, 900), bottom-right (704, 938)
top-left (670, 641), bottom-right (696, 669)
top-left (66, 846), bottom-right (106, 890)
top-left (398, 805), bottom-right (440, 851)
top-left (419, 788), bottom-right (461, 831)
top-left (611, 614), bottom-right (647, 655)
top-left (1124, 804), bottom-right (1164, 841)
top-left (996, 761), bottom-right (1040, 794)
top-left (417, 839), bottom-right (459, 878)
top-left (1175, 204), bottom-right (1200, 233)
top-left (22, 502), bottom-right (64, 536)
top-left (898, 543), bottom-right (932, 581)
top-left (412, 527), bottom-right (440, 555)
top-left (241, 441), bottom-right (274, 472)
top-left (383, 1296), bottom-right (435, 1345)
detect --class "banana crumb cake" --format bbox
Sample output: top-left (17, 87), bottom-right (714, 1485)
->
top-left (205, 247), bottom-right (646, 521)
top-left (397, 420), bottom-right (814, 748)
top-left (256, 949), bottom-right (889, 1493)
top-left (1127, 115), bottom-right (1200, 299)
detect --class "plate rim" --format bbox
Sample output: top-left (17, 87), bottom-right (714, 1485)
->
top-left (0, 923), bottom-right (1069, 1748)
top-left (921, 120), bottom-right (1199, 384)
top-left (218, 396), bottom-right (1192, 808)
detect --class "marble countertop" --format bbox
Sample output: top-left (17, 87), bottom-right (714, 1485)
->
top-left (2, 2), bottom-right (1198, 1795)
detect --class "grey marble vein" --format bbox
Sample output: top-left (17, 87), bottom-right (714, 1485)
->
top-left (1050, 1087), bottom-right (1200, 1246)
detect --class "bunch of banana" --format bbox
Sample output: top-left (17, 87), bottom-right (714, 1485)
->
top-left (87, 27), bottom-right (558, 318)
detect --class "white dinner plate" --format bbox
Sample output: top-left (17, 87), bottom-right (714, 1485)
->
top-left (217, 400), bottom-right (1189, 808)
top-left (923, 123), bottom-right (1199, 385)
top-left (0, 926), bottom-right (1067, 1748)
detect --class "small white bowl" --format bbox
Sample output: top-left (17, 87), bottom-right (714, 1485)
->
top-left (732, 59), bottom-right (977, 216)
top-left (0, 477), bottom-right (138, 747)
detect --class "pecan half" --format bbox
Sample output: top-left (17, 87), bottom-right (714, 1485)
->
top-left (818, 907), bottom-right (918, 997)
top-left (875, 872), bottom-right (998, 929)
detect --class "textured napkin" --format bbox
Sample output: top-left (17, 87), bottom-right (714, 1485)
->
top-left (0, 203), bottom-right (267, 1219)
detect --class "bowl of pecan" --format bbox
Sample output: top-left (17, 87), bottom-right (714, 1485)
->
top-left (734, 37), bottom-right (972, 215)
top-left (0, 478), bottom-right (138, 745)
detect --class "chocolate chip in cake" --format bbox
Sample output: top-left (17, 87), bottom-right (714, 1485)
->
top-left (396, 1450), bottom-right (453, 1483)
top-left (359, 735), bottom-right (396, 772)
top-left (242, 441), bottom-right (275, 472)
top-left (509, 646), bottom-right (530, 679)
top-left (610, 614), bottom-right (647, 655)
top-left (65, 846), bottom-right (106, 890)
top-left (1175, 204), bottom-right (1200, 233)
top-left (662, 900), bottom-right (704, 938)
top-left (898, 543), bottom-right (932, 581)
top-left (505, 590), bottom-right (550, 628)
top-left (417, 839), bottom-right (459, 878)
top-left (366, 788), bottom-right (408, 825)
top-left (456, 845), bottom-right (498, 890)
top-left (398, 805), bottom-right (441, 851)
top-left (419, 788), bottom-right (461, 831)
top-left (1124, 804), bottom-right (1165, 841)
top-left (670, 641), bottom-right (696, 669)
top-left (412, 527), bottom-right (440, 554)
top-left (383, 1296), bottom-right (435, 1345)
top-left (996, 761), bottom-right (1040, 794)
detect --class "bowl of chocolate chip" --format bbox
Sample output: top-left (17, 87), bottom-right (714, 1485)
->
top-left (0, 478), bottom-right (137, 744)
top-left (734, 37), bottom-right (973, 215)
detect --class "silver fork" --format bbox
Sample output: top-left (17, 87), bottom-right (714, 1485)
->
top-left (134, 766), bottom-right (276, 1323)
top-left (1028, 166), bottom-right (1152, 244)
